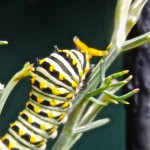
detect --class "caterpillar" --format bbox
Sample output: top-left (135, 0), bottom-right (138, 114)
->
top-left (0, 36), bottom-right (108, 150)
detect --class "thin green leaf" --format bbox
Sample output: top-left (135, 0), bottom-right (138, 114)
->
top-left (73, 118), bottom-right (110, 134)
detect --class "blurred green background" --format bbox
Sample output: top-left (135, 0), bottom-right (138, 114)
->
top-left (0, 0), bottom-right (126, 150)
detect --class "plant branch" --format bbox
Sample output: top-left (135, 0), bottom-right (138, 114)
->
top-left (0, 41), bottom-right (8, 46)
top-left (73, 118), bottom-right (110, 134)
top-left (111, 0), bottom-right (132, 48)
top-left (122, 32), bottom-right (150, 51)
top-left (0, 62), bottom-right (34, 115)
top-left (126, 0), bottom-right (148, 35)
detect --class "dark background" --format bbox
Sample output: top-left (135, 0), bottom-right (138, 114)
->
top-left (0, 0), bottom-right (126, 150)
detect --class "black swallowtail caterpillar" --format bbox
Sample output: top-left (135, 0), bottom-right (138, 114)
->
top-left (0, 36), bottom-right (108, 150)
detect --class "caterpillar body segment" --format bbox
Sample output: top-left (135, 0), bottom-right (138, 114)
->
top-left (0, 37), bottom-right (108, 150)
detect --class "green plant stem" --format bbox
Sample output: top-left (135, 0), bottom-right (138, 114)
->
top-left (0, 62), bottom-right (34, 115)
top-left (0, 79), bottom-right (19, 115)
top-left (0, 84), bottom-right (4, 99)
top-left (122, 32), bottom-right (150, 51)
top-left (64, 103), bottom-right (105, 150)
top-left (52, 101), bottom-right (87, 150)
top-left (126, 0), bottom-right (148, 35)
top-left (77, 75), bottom-right (133, 129)
top-left (111, 0), bottom-right (132, 47)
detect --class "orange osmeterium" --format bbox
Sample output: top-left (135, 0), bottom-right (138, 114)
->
top-left (73, 36), bottom-right (109, 58)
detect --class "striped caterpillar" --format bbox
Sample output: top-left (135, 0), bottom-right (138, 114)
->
top-left (0, 36), bottom-right (108, 150)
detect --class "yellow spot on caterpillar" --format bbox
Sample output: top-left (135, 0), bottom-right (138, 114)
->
top-left (71, 81), bottom-right (77, 88)
top-left (10, 123), bottom-right (15, 128)
top-left (83, 55), bottom-right (90, 74)
top-left (34, 106), bottom-right (40, 113)
top-left (49, 127), bottom-right (57, 133)
top-left (9, 143), bottom-right (14, 149)
top-left (37, 97), bottom-right (43, 103)
top-left (30, 137), bottom-right (36, 143)
top-left (58, 114), bottom-right (65, 121)
top-left (19, 129), bottom-right (24, 136)
top-left (37, 141), bottom-right (45, 147)
top-left (62, 102), bottom-right (69, 108)
top-left (50, 100), bottom-right (56, 106)
top-left (48, 112), bottom-right (53, 118)
top-left (19, 111), bottom-right (24, 116)
top-left (84, 65), bottom-right (90, 73)
top-left (79, 71), bottom-right (83, 77)
top-left (40, 82), bottom-right (47, 89)
top-left (1, 135), bottom-right (7, 141)
top-left (39, 59), bottom-right (45, 65)
top-left (31, 76), bottom-right (36, 84)
top-left (72, 60), bottom-right (77, 65)
top-left (66, 93), bottom-right (73, 99)
top-left (26, 101), bottom-right (30, 106)
top-left (28, 117), bottom-right (33, 123)
top-left (29, 91), bottom-right (32, 97)
top-left (49, 65), bottom-right (56, 72)
top-left (40, 124), bottom-right (46, 130)
top-left (59, 73), bottom-right (65, 80)
top-left (51, 86), bottom-right (62, 95)
top-left (66, 53), bottom-right (70, 57)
